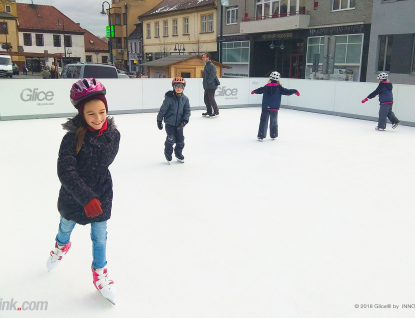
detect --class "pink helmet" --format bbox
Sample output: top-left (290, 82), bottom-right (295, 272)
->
top-left (70, 78), bottom-right (106, 107)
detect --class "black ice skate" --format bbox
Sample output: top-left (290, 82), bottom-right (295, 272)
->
top-left (175, 153), bottom-right (185, 163)
top-left (392, 122), bottom-right (400, 129)
top-left (165, 152), bottom-right (172, 164)
top-left (202, 112), bottom-right (211, 117)
top-left (375, 126), bottom-right (385, 131)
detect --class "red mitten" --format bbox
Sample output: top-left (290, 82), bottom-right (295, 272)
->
top-left (251, 90), bottom-right (255, 95)
top-left (361, 98), bottom-right (368, 104)
top-left (84, 198), bottom-right (103, 218)
top-left (295, 90), bottom-right (300, 96)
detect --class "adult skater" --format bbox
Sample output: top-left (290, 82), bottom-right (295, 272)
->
top-left (46, 78), bottom-right (120, 305)
top-left (202, 52), bottom-right (220, 118)
top-left (157, 77), bottom-right (191, 164)
top-left (251, 71), bottom-right (300, 141)
top-left (361, 72), bottom-right (400, 131)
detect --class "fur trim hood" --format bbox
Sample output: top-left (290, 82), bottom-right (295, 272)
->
top-left (62, 115), bottom-right (116, 133)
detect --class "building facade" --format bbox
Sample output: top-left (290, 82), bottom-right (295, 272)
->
top-left (366, 0), bottom-right (415, 84)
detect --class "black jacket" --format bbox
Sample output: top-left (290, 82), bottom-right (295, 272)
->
top-left (202, 60), bottom-right (218, 90)
top-left (367, 82), bottom-right (393, 104)
top-left (57, 116), bottom-right (120, 225)
top-left (253, 83), bottom-right (297, 111)
top-left (157, 91), bottom-right (191, 127)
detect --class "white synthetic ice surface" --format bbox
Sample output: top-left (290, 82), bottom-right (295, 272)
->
top-left (1, 107), bottom-right (415, 318)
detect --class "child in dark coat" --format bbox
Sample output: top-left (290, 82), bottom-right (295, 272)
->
top-left (362, 72), bottom-right (400, 131)
top-left (46, 78), bottom-right (120, 305)
top-left (157, 77), bottom-right (191, 163)
top-left (251, 71), bottom-right (300, 141)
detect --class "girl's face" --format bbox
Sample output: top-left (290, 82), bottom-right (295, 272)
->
top-left (83, 99), bottom-right (107, 130)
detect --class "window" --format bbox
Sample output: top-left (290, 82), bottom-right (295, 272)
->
top-left (0, 22), bottom-right (7, 34)
top-left (163, 20), bottom-right (168, 36)
top-left (24, 33), bottom-right (32, 46)
top-left (115, 14), bottom-right (121, 25)
top-left (5, 5), bottom-right (11, 13)
top-left (183, 18), bottom-right (189, 34)
top-left (146, 23), bottom-right (151, 38)
top-left (36, 34), bottom-right (44, 46)
top-left (256, 0), bottom-right (280, 17)
top-left (102, 56), bottom-right (108, 64)
top-left (173, 19), bottom-right (178, 36)
top-left (64, 35), bottom-right (72, 47)
top-left (306, 36), bottom-right (324, 64)
top-left (332, 0), bottom-right (355, 11)
top-left (86, 55), bottom-right (92, 62)
top-left (155, 22), bottom-right (159, 37)
top-left (53, 35), bottom-right (61, 47)
top-left (378, 35), bottom-right (393, 72)
top-left (226, 6), bottom-right (238, 24)
top-left (201, 15), bottom-right (207, 33)
top-left (222, 41), bottom-right (250, 63)
top-left (208, 14), bottom-right (213, 32)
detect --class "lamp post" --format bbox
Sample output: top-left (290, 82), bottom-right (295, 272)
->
top-left (57, 17), bottom-right (66, 64)
top-left (174, 43), bottom-right (185, 55)
top-left (125, 3), bottom-right (129, 72)
top-left (2, 20), bottom-right (9, 52)
top-left (219, 0), bottom-right (229, 63)
top-left (101, 1), bottom-right (113, 64)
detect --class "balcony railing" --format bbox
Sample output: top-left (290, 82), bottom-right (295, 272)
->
top-left (242, 10), bottom-right (310, 22)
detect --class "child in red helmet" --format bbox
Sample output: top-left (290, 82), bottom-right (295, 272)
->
top-left (46, 78), bottom-right (120, 305)
top-left (157, 77), bottom-right (191, 163)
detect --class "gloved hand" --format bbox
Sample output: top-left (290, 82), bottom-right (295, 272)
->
top-left (251, 90), bottom-right (255, 95)
top-left (157, 121), bottom-right (163, 130)
top-left (361, 98), bottom-right (368, 104)
top-left (295, 90), bottom-right (300, 96)
top-left (177, 121), bottom-right (187, 130)
top-left (84, 198), bottom-right (103, 218)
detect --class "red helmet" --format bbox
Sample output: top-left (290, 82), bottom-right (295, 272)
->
top-left (172, 77), bottom-right (186, 87)
top-left (70, 78), bottom-right (106, 107)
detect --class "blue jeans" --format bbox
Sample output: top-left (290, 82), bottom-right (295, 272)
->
top-left (55, 216), bottom-right (108, 269)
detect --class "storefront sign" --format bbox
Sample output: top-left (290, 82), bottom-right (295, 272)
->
top-left (261, 33), bottom-right (293, 40)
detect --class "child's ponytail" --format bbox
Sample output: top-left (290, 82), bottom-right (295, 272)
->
top-left (75, 126), bottom-right (88, 155)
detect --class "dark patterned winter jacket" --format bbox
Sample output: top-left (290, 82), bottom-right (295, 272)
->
top-left (253, 83), bottom-right (297, 111)
top-left (57, 116), bottom-right (120, 225)
top-left (157, 91), bottom-right (191, 127)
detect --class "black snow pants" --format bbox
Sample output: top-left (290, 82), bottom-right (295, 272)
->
top-left (378, 103), bottom-right (399, 129)
top-left (258, 110), bottom-right (278, 139)
top-left (164, 124), bottom-right (184, 157)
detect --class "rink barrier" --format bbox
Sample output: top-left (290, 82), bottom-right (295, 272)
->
top-left (1, 78), bottom-right (414, 126)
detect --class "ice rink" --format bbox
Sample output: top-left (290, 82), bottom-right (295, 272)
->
top-left (1, 107), bottom-right (415, 318)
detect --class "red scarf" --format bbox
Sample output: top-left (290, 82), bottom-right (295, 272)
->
top-left (87, 119), bottom-right (108, 137)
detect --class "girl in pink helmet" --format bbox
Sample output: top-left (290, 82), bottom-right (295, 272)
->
top-left (46, 78), bottom-right (120, 305)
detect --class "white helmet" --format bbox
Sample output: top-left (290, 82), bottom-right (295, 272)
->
top-left (269, 71), bottom-right (280, 81)
top-left (377, 72), bottom-right (388, 80)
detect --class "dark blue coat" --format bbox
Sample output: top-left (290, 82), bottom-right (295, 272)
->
top-left (202, 60), bottom-right (218, 90)
top-left (57, 116), bottom-right (120, 225)
top-left (157, 91), bottom-right (191, 127)
top-left (367, 82), bottom-right (393, 104)
top-left (253, 83), bottom-right (297, 111)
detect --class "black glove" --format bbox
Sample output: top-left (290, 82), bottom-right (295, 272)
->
top-left (157, 121), bottom-right (163, 130)
top-left (177, 121), bottom-right (187, 130)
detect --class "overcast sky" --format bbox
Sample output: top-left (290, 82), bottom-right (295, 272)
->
top-left (19, 0), bottom-right (108, 37)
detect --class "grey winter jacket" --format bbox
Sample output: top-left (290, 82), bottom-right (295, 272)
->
top-left (157, 91), bottom-right (191, 127)
top-left (202, 60), bottom-right (218, 90)
top-left (57, 116), bottom-right (120, 225)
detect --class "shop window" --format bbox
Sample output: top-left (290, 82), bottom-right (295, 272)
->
top-left (222, 41), bottom-right (250, 63)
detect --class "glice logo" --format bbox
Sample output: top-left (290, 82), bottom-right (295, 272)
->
top-left (20, 88), bottom-right (54, 102)
top-left (215, 86), bottom-right (238, 97)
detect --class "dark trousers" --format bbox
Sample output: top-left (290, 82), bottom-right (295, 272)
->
top-left (378, 103), bottom-right (399, 129)
top-left (258, 110), bottom-right (278, 139)
top-left (204, 89), bottom-right (219, 115)
top-left (164, 124), bottom-right (185, 157)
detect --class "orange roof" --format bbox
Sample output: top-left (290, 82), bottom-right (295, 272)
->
top-left (84, 30), bottom-right (108, 52)
top-left (16, 3), bottom-right (85, 34)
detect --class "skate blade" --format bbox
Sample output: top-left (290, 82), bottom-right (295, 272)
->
top-left (166, 160), bottom-right (171, 165)
top-left (176, 158), bottom-right (184, 163)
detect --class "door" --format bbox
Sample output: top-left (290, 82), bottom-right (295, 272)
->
top-left (289, 54), bottom-right (302, 78)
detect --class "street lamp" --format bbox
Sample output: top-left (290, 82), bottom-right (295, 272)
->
top-left (101, 1), bottom-right (113, 64)
top-left (57, 17), bottom-right (66, 58)
top-left (219, 0), bottom-right (230, 63)
top-left (174, 43), bottom-right (185, 55)
top-left (2, 20), bottom-right (10, 52)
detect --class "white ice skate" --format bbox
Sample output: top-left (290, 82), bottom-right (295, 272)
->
top-left (92, 267), bottom-right (116, 305)
top-left (46, 242), bottom-right (71, 271)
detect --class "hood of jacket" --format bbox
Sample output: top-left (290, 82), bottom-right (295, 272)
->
top-left (62, 115), bottom-right (116, 133)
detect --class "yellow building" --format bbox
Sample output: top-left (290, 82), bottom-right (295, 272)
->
top-left (0, 0), bottom-right (22, 64)
top-left (108, 0), bottom-right (164, 67)
top-left (139, 0), bottom-right (218, 62)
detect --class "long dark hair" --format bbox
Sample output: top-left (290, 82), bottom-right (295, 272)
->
top-left (72, 114), bottom-right (88, 155)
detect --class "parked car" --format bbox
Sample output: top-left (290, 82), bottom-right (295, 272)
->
top-left (12, 63), bottom-right (19, 75)
top-left (60, 63), bottom-right (118, 79)
top-left (0, 54), bottom-right (13, 78)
